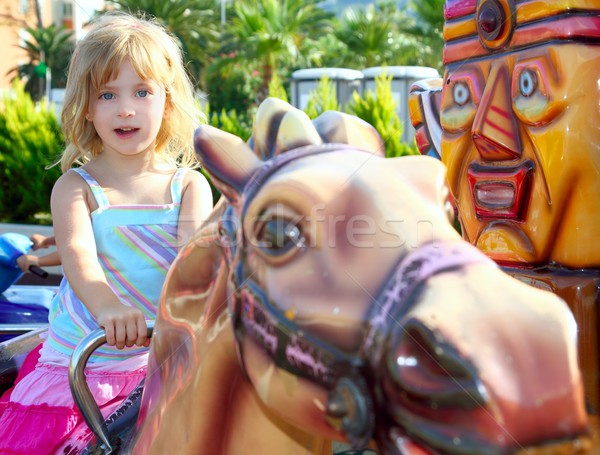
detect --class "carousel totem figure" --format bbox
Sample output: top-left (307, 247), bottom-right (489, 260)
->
top-left (409, 0), bottom-right (600, 432)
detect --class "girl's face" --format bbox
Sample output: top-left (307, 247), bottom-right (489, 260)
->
top-left (88, 58), bottom-right (166, 160)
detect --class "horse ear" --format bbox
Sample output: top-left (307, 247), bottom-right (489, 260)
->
top-left (194, 125), bottom-right (262, 203)
top-left (275, 108), bottom-right (323, 154)
top-left (313, 111), bottom-right (385, 156)
top-left (252, 98), bottom-right (327, 159)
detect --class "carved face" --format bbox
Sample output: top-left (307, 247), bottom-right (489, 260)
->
top-left (442, 43), bottom-right (600, 268)
top-left (439, 0), bottom-right (600, 268)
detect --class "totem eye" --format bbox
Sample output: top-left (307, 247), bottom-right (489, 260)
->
top-left (452, 82), bottom-right (470, 106)
top-left (519, 69), bottom-right (537, 97)
top-left (255, 218), bottom-right (304, 256)
top-left (441, 73), bottom-right (480, 133)
top-left (512, 60), bottom-right (559, 127)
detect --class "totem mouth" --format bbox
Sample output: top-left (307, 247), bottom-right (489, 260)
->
top-left (467, 160), bottom-right (534, 220)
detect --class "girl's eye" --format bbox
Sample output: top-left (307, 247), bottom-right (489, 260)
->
top-left (452, 82), bottom-right (470, 106)
top-left (136, 90), bottom-right (149, 98)
top-left (100, 93), bottom-right (114, 100)
top-left (519, 69), bottom-right (537, 97)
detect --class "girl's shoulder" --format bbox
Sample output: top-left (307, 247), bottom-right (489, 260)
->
top-left (51, 167), bottom-right (98, 211)
top-left (179, 168), bottom-right (213, 215)
top-left (53, 168), bottom-right (90, 192)
top-left (181, 168), bottom-right (211, 191)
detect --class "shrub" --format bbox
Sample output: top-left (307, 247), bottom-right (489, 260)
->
top-left (347, 72), bottom-right (418, 157)
top-left (205, 57), bottom-right (262, 116)
top-left (208, 108), bottom-right (252, 142)
top-left (267, 72), bottom-right (289, 103)
top-left (0, 81), bottom-right (63, 224)
top-left (304, 75), bottom-right (341, 120)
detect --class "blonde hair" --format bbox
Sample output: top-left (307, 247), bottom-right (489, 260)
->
top-left (59, 11), bottom-right (203, 172)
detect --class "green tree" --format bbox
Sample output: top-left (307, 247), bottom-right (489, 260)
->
top-left (7, 25), bottom-right (74, 101)
top-left (333, 4), bottom-right (394, 68)
top-left (217, 0), bottom-right (333, 102)
top-left (406, 0), bottom-right (445, 71)
top-left (330, 2), bottom-right (422, 69)
top-left (304, 75), bottom-right (340, 120)
top-left (313, 32), bottom-right (347, 68)
top-left (105, 0), bottom-right (221, 89)
top-left (347, 72), bottom-right (417, 158)
top-left (0, 81), bottom-right (63, 224)
top-left (204, 61), bottom-right (261, 122)
top-left (267, 72), bottom-right (289, 103)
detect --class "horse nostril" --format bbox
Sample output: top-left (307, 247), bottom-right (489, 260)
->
top-left (385, 318), bottom-right (487, 409)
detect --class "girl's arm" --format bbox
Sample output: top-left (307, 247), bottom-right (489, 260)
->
top-left (16, 251), bottom-right (61, 272)
top-left (30, 234), bottom-right (56, 250)
top-left (51, 172), bottom-right (148, 349)
top-left (177, 170), bottom-right (213, 248)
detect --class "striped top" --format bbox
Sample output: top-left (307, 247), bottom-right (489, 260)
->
top-left (46, 167), bottom-right (187, 363)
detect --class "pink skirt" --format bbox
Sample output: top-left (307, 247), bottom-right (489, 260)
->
top-left (0, 351), bottom-right (145, 455)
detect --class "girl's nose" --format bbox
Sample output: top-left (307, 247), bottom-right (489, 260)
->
top-left (117, 100), bottom-right (135, 117)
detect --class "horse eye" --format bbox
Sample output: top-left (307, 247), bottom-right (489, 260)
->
top-left (256, 218), bottom-right (304, 256)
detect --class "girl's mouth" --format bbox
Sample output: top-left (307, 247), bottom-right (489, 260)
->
top-left (115, 127), bottom-right (139, 137)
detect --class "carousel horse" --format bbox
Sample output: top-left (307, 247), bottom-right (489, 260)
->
top-left (91, 98), bottom-right (589, 455)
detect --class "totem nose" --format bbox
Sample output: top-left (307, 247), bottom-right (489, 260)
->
top-left (385, 318), bottom-right (486, 408)
top-left (472, 63), bottom-right (522, 161)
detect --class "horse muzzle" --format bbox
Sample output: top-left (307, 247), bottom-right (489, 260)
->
top-left (326, 242), bottom-right (591, 454)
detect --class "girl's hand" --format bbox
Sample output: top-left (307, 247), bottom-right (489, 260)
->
top-left (16, 254), bottom-right (39, 273)
top-left (31, 234), bottom-right (56, 250)
top-left (95, 304), bottom-right (149, 350)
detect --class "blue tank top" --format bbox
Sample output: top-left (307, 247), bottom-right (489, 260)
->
top-left (46, 167), bottom-right (187, 362)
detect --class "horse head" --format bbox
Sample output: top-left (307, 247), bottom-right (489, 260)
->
top-left (132, 98), bottom-right (590, 454)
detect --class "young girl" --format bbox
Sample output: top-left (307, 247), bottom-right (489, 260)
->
top-left (0, 12), bottom-right (212, 453)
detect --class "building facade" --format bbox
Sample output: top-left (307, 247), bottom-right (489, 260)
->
top-left (0, 0), bottom-right (105, 91)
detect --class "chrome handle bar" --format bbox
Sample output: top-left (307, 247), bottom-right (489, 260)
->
top-left (68, 321), bottom-right (154, 454)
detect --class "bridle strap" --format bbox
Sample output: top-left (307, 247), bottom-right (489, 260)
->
top-left (361, 241), bottom-right (496, 362)
top-left (241, 144), bottom-right (369, 219)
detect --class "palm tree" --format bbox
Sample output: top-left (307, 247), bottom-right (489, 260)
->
top-left (329, 2), bottom-right (424, 69)
top-left (406, 0), bottom-right (445, 71)
top-left (105, 0), bottom-right (221, 89)
top-left (218, 0), bottom-right (334, 102)
top-left (7, 25), bottom-right (74, 101)
top-left (333, 4), bottom-right (395, 68)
